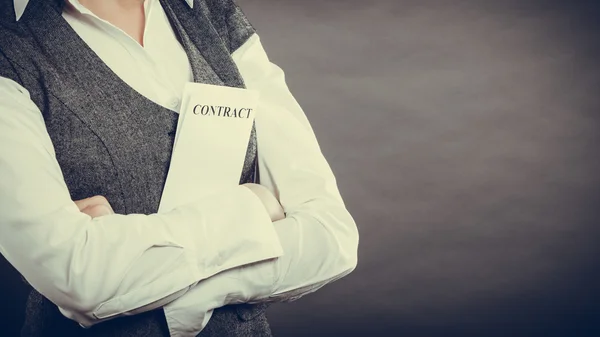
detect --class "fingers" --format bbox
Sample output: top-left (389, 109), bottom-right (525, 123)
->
top-left (74, 195), bottom-right (114, 218)
top-left (80, 204), bottom-right (114, 218)
top-left (73, 195), bottom-right (112, 211)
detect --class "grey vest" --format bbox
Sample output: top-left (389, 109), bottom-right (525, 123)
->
top-left (0, 0), bottom-right (271, 335)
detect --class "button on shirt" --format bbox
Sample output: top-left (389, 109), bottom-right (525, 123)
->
top-left (1, 1), bottom-right (359, 336)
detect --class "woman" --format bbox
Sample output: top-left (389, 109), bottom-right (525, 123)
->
top-left (0, 0), bottom-right (359, 336)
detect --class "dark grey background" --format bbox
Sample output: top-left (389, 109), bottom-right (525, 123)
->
top-left (2, 0), bottom-right (600, 336)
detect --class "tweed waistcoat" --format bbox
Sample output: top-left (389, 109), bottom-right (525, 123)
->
top-left (0, 0), bottom-right (271, 335)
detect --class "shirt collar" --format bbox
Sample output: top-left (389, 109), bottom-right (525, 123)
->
top-left (13, 0), bottom-right (194, 21)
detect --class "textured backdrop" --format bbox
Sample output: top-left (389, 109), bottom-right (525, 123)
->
top-left (2, 1), bottom-right (600, 336)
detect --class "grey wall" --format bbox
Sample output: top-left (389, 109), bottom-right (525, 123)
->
top-left (239, 0), bottom-right (600, 336)
top-left (2, 1), bottom-right (599, 336)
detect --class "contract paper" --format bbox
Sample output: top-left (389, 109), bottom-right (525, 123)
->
top-left (158, 83), bottom-right (260, 213)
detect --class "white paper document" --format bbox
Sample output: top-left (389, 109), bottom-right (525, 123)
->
top-left (158, 82), bottom-right (260, 213)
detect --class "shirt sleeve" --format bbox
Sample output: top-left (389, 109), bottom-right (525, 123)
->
top-left (237, 33), bottom-right (359, 300)
top-left (0, 74), bottom-right (283, 328)
top-left (161, 33), bottom-right (359, 337)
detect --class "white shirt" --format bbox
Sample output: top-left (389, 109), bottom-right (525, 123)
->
top-left (2, 1), bottom-right (359, 336)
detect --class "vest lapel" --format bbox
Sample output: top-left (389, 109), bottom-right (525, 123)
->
top-left (160, 0), bottom-right (247, 89)
top-left (19, 0), bottom-right (180, 152)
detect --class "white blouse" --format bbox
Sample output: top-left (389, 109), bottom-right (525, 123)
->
top-left (1, 0), bottom-right (359, 336)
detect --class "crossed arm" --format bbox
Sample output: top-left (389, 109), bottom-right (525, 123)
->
top-left (0, 32), bottom-right (358, 331)
top-left (74, 183), bottom-right (284, 224)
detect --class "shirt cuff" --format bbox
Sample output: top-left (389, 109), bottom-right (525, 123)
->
top-left (162, 184), bottom-right (284, 280)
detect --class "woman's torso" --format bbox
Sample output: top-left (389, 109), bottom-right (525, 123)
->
top-left (0, 0), bottom-right (269, 335)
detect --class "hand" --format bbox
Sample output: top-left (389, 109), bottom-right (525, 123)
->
top-left (242, 183), bottom-right (285, 222)
top-left (74, 195), bottom-right (114, 219)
